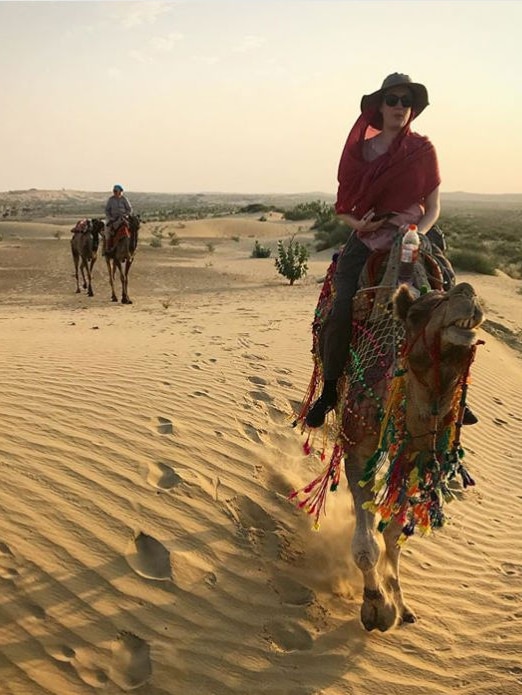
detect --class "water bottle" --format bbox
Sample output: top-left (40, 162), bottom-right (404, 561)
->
top-left (398, 224), bottom-right (420, 284)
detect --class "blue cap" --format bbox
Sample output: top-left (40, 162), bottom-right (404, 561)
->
top-left (113, 184), bottom-right (124, 192)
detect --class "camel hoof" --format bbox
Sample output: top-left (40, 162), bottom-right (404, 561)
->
top-left (111, 296), bottom-right (118, 302)
top-left (400, 608), bottom-right (417, 624)
top-left (121, 298), bottom-right (133, 305)
top-left (88, 291), bottom-right (94, 297)
top-left (82, 283), bottom-right (87, 290)
top-left (361, 595), bottom-right (397, 632)
top-left (75, 289), bottom-right (81, 294)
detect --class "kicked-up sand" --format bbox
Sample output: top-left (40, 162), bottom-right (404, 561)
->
top-left (0, 215), bottom-right (521, 694)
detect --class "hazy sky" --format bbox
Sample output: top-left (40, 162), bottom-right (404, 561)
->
top-left (1, 0), bottom-right (521, 194)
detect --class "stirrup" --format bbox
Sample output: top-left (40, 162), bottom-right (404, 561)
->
top-left (305, 394), bottom-right (337, 428)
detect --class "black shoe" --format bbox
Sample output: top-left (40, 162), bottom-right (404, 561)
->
top-left (305, 393), bottom-right (337, 428)
top-left (462, 405), bottom-right (478, 426)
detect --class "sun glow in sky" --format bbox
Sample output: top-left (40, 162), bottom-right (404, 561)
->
top-left (1, 0), bottom-right (521, 194)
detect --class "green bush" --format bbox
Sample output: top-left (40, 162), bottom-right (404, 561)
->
top-left (251, 240), bottom-right (271, 258)
top-left (275, 235), bottom-right (309, 285)
top-left (168, 232), bottom-right (180, 246)
top-left (448, 249), bottom-right (497, 275)
top-left (150, 236), bottom-right (162, 248)
top-left (314, 220), bottom-right (351, 251)
top-left (283, 200), bottom-right (334, 223)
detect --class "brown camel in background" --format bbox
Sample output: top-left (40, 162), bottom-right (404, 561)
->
top-left (70, 218), bottom-right (105, 297)
top-left (103, 214), bottom-right (141, 304)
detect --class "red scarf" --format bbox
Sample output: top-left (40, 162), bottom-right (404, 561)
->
top-left (335, 108), bottom-right (440, 218)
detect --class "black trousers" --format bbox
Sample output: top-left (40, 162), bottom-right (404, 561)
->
top-left (318, 232), bottom-right (370, 381)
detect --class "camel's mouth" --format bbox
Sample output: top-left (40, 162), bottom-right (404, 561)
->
top-left (444, 312), bottom-right (485, 346)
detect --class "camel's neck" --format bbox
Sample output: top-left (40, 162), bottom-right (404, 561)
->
top-left (403, 361), bottom-right (465, 440)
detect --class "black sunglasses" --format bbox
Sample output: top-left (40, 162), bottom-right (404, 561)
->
top-left (384, 93), bottom-right (413, 108)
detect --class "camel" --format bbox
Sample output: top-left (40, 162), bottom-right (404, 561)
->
top-left (292, 239), bottom-right (485, 631)
top-left (70, 218), bottom-right (105, 297)
top-left (102, 214), bottom-right (141, 304)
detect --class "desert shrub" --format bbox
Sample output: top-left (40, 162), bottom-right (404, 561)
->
top-left (275, 235), bottom-right (309, 285)
top-left (258, 215), bottom-right (267, 222)
top-left (53, 230), bottom-right (62, 240)
top-left (251, 240), bottom-right (271, 258)
top-left (206, 242), bottom-right (215, 253)
top-left (150, 236), bottom-right (162, 248)
top-left (239, 203), bottom-right (279, 214)
top-left (150, 225), bottom-right (165, 240)
top-left (283, 200), bottom-right (330, 222)
top-left (231, 235), bottom-right (240, 242)
top-left (448, 249), bottom-right (497, 275)
top-left (169, 233), bottom-right (180, 246)
top-left (314, 219), bottom-right (351, 251)
top-left (0, 234), bottom-right (3, 242)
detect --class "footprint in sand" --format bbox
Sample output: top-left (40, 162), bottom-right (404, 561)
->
top-left (46, 644), bottom-right (76, 662)
top-left (0, 566), bottom-right (19, 580)
top-left (156, 416), bottom-right (173, 435)
top-left (248, 375), bottom-right (269, 386)
top-left (242, 422), bottom-right (264, 444)
top-left (229, 495), bottom-right (277, 533)
top-left (267, 405), bottom-right (289, 424)
top-left (109, 632), bottom-right (152, 691)
top-left (125, 532), bottom-right (172, 581)
top-left (0, 542), bottom-right (14, 557)
top-left (227, 496), bottom-right (283, 558)
top-left (493, 418), bottom-right (508, 426)
top-left (500, 562), bottom-right (522, 577)
top-left (249, 389), bottom-right (274, 404)
top-left (146, 462), bottom-right (182, 491)
top-left (0, 542), bottom-right (19, 581)
top-left (264, 620), bottom-right (313, 652)
top-left (270, 576), bottom-right (315, 606)
top-left (25, 602), bottom-right (47, 621)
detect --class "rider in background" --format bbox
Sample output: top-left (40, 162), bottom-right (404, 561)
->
top-left (305, 73), bottom-right (442, 429)
top-left (104, 184), bottom-right (132, 253)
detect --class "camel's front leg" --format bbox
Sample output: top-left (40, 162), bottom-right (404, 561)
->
top-left (345, 453), bottom-right (397, 632)
top-left (82, 259), bottom-right (93, 297)
top-left (106, 258), bottom-right (118, 302)
top-left (121, 258), bottom-right (133, 304)
top-left (383, 519), bottom-right (417, 624)
top-left (114, 260), bottom-right (128, 304)
top-left (73, 254), bottom-right (81, 293)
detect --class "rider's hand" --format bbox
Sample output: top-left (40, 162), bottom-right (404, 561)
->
top-left (354, 209), bottom-right (386, 235)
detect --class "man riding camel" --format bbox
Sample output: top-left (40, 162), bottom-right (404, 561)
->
top-left (104, 184), bottom-right (132, 254)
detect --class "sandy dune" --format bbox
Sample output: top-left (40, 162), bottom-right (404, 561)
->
top-left (0, 218), bottom-right (521, 694)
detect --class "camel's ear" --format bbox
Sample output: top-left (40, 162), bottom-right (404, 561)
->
top-left (393, 284), bottom-right (416, 322)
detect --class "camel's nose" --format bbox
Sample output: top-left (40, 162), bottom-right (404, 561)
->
top-left (453, 282), bottom-right (476, 298)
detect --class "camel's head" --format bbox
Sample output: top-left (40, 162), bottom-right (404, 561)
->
top-left (394, 282), bottom-right (485, 359)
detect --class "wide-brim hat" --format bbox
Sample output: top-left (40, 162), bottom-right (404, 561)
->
top-left (360, 73), bottom-right (429, 128)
